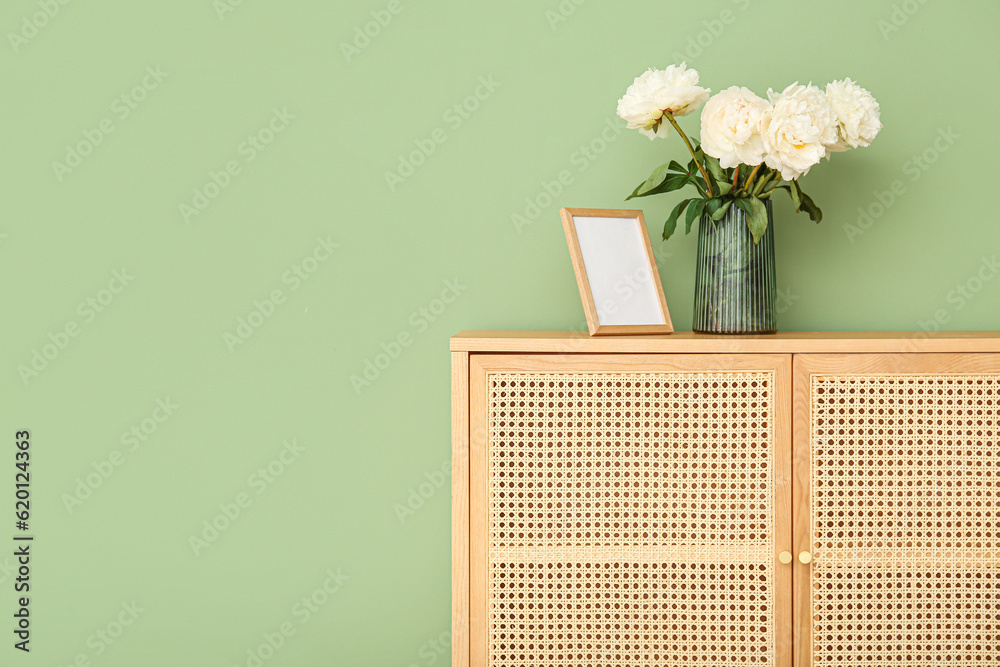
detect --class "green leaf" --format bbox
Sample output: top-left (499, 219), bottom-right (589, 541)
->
top-left (752, 169), bottom-right (776, 196)
top-left (796, 189), bottom-right (823, 223)
top-left (745, 197), bottom-right (769, 244)
top-left (685, 161), bottom-right (708, 197)
top-left (685, 198), bottom-right (706, 235)
top-left (627, 171), bottom-right (691, 200)
top-left (733, 197), bottom-right (753, 215)
top-left (626, 162), bottom-right (669, 199)
top-left (662, 198), bottom-right (693, 240)
top-left (703, 197), bottom-right (723, 219)
top-left (761, 184), bottom-right (790, 201)
top-left (715, 181), bottom-right (733, 196)
top-left (710, 200), bottom-right (733, 221)
top-left (759, 173), bottom-right (782, 195)
top-left (702, 153), bottom-right (727, 185)
top-left (667, 160), bottom-right (688, 174)
top-left (693, 144), bottom-right (707, 163)
top-left (687, 156), bottom-right (715, 191)
top-left (686, 158), bottom-right (702, 184)
top-left (663, 198), bottom-right (693, 240)
top-left (787, 180), bottom-right (823, 222)
top-left (695, 150), bottom-right (727, 197)
top-left (788, 179), bottom-right (803, 210)
top-left (658, 173), bottom-right (692, 195)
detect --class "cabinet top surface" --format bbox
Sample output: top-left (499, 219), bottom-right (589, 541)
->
top-left (450, 330), bottom-right (1000, 354)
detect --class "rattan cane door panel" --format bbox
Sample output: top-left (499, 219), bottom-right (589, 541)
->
top-left (470, 354), bottom-right (792, 667)
top-left (795, 354), bottom-right (1000, 667)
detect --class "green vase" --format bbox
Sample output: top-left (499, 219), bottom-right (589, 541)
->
top-left (692, 199), bottom-right (777, 334)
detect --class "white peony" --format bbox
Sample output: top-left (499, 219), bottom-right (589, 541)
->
top-left (826, 78), bottom-right (882, 149)
top-left (760, 82), bottom-right (839, 180)
top-left (700, 86), bottom-right (770, 168)
top-left (616, 63), bottom-right (711, 139)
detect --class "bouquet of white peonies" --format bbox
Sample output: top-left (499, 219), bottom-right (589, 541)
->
top-left (617, 63), bottom-right (881, 243)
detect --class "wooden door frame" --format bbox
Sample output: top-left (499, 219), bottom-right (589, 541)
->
top-left (463, 353), bottom-right (794, 667)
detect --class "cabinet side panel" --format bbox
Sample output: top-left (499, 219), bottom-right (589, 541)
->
top-left (469, 357), bottom-right (490, 667)
top-left (452, 351), bottom-right (469, 667)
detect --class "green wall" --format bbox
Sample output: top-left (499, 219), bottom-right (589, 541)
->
top-left (1, 0), bottom-right (997, 664)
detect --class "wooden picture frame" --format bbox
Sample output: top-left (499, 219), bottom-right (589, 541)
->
top-left (560, 208), bottom-right (673, 336)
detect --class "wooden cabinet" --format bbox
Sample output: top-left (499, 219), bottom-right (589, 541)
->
top-left (452, 332), bottom-right (1000, 667)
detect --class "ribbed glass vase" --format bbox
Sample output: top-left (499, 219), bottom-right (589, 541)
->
top-left (692, 199), bottom-right (777, 334)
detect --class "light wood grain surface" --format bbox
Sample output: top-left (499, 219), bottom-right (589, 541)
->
top-left (450, 330), bottom-right (1000, 354)
top-left (451, 351), bottom-right (469, 667)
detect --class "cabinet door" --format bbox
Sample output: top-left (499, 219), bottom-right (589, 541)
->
top-left (794, 354), bottom-right (1000, 667)
top-left (468, 354), bottom-right (792, 667)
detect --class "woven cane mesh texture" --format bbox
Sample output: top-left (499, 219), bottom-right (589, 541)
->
top-left (487, 372), bottom-right (776, 666)
top-left (811, 374), bottom-right (1000, 666)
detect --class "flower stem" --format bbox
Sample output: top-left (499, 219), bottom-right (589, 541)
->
top-left (663, 110), bottom-right (714, 197)
top-left (740, 163), bottom-right (763, 195)
top-left (753, 169), bottom-right (777, 196)
top-left (732, 165), bottom-right (739, 189)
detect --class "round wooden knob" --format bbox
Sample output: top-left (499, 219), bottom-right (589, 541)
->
top-left (778, 551), bottom-right (793, 565)
top-left (799, 551), bottom-right (813, 565)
